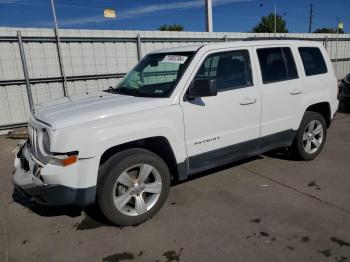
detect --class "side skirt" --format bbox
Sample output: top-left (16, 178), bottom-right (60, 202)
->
top-left (177, 129), bottom-right (296, 181)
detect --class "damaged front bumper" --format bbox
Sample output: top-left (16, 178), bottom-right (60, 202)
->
top-left (13, 141), bottom-right (96, 206)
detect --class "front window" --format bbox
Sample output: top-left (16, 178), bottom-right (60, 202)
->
top-left (110, 52), bottom-right (194, 97)
top-left (194, 50), bottom-right (253, 91)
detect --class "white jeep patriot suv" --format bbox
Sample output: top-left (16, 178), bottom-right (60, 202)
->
top-left (14, 40), bottom-right (338, 226)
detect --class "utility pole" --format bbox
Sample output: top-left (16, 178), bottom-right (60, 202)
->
top-left (17, 31), bottom-right (34, 111)
top-left (205, 0), bottom-right (213, 32)
top-left (308, 3), bottom-right (313, 33)
top-left (274, 3), bottom-right (277, 37)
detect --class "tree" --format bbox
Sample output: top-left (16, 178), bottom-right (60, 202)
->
top-left (158, 24), bottom-right (184, 31)
top-left (252, 13), bottom-right (288, 33)
top-left (314, 27), bottom-right (344, 34)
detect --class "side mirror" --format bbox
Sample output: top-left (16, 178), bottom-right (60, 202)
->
top-left (188, 79), bottom-right (217, 98)
top-left (150, 60), bottom-right (159, 67)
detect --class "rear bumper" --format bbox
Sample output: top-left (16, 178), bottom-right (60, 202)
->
top-left (13, 142), bottom-right (96, 206)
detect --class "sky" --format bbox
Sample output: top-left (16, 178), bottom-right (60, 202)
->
top-left (0, 0), bottom-right (349, 33)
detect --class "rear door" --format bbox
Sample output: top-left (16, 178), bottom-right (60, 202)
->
top-left (253, 46), bottom-right (303, 141)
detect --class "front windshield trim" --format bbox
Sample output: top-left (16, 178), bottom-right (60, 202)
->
top-left (111, 51), bottom-right (195, 98)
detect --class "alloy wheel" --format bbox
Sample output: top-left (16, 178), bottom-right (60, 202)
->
top-left (112, 164), bottom-right (162, 216)
top-left (302, 119), bottom-right (324, 154)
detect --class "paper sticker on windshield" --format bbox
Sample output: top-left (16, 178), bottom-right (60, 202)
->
top-left (162, 55), bottom-right (188, 64)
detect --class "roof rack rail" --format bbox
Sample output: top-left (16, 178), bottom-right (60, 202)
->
top-left (243, 37), bottom-right (315, 41)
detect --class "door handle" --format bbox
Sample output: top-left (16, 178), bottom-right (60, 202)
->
top-left (240, 97), bottom-right (257, 105)
top-left (289, 88), bottom-right (303, 95)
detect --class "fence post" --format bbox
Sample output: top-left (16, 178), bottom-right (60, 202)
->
top-left (136, 34), bottom-right (142, 61)
top-left (324, 36), bottom-right (328, 50)
top-left (54, 28), bottom-right (68, 97)
top-left (51, 0), bottom-right (68, 97)
top-left (17, 31), bottom-right (34, 111)
top-left (335, 33), bottom-right (340, 79)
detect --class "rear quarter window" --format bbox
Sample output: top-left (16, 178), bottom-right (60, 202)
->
top-left (298, 47), bottom-right (328, 76)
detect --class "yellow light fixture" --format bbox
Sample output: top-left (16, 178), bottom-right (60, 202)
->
top-left (104, 8), bottom-right (116, 18)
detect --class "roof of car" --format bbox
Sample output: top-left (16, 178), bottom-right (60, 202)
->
top-left (151, 40), bottom-right (323, 54)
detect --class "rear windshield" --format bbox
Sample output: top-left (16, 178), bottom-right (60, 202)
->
top-left (298, 47), bottom-right (328, 76)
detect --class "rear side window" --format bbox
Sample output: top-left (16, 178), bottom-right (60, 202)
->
top-left (298, 47), bottom-right (328, 76)
top-left (257, 47), bottom-right (298, 84)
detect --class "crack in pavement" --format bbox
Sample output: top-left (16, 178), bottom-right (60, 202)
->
top-left (0, 144), bottom-right (10, 262)
top-left (1, 213), bottom-right (9, 262)
top-left (0, 177), bottom-right (9, 262)
top-left (242, 166), bottom-right (350, 215)
top-left (334, 114), bottom-right (350, 121)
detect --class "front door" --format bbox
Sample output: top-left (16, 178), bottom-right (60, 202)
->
top-left (180, 48), bottom-right (261, 173)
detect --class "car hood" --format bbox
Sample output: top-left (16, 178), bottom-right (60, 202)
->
top-left (33, 91), bottom-right (170, 130)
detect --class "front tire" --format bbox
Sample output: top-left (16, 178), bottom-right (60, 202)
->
top-left (97, 148), bottom-right (170, 226)
top-left (291, 111), bottom-right (327, 160)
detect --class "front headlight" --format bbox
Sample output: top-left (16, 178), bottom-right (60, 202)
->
top-left (42, 129), bottom-right (50, 153)
top-left (41, 128), bottom-right (79, 166)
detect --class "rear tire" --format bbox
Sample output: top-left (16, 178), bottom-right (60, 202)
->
top-left (97, 148), bottom-right (170, 226)
top-left (291, 111), bottom-right (327, 160)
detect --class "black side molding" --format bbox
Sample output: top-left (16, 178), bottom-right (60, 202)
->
top-left (177, 129), bottom-right (296, 180)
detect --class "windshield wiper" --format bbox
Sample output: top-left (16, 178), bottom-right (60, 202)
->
top-left (103, 86), bottom-right (115, 94)
top-left (113, 87), bottom-right (141, 97)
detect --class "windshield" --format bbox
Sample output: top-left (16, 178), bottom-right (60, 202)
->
top-left (110, 52), bottom-right (194, 97)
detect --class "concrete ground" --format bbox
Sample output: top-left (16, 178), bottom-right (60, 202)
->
top-left (1, 113), bottom-right (350, 262)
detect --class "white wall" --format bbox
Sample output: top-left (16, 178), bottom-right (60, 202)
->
top-left (0, 27), bottom-right (349, 127)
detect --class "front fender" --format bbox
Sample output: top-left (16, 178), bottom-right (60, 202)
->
top-left (50, 105), bottom-right (187, 164)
